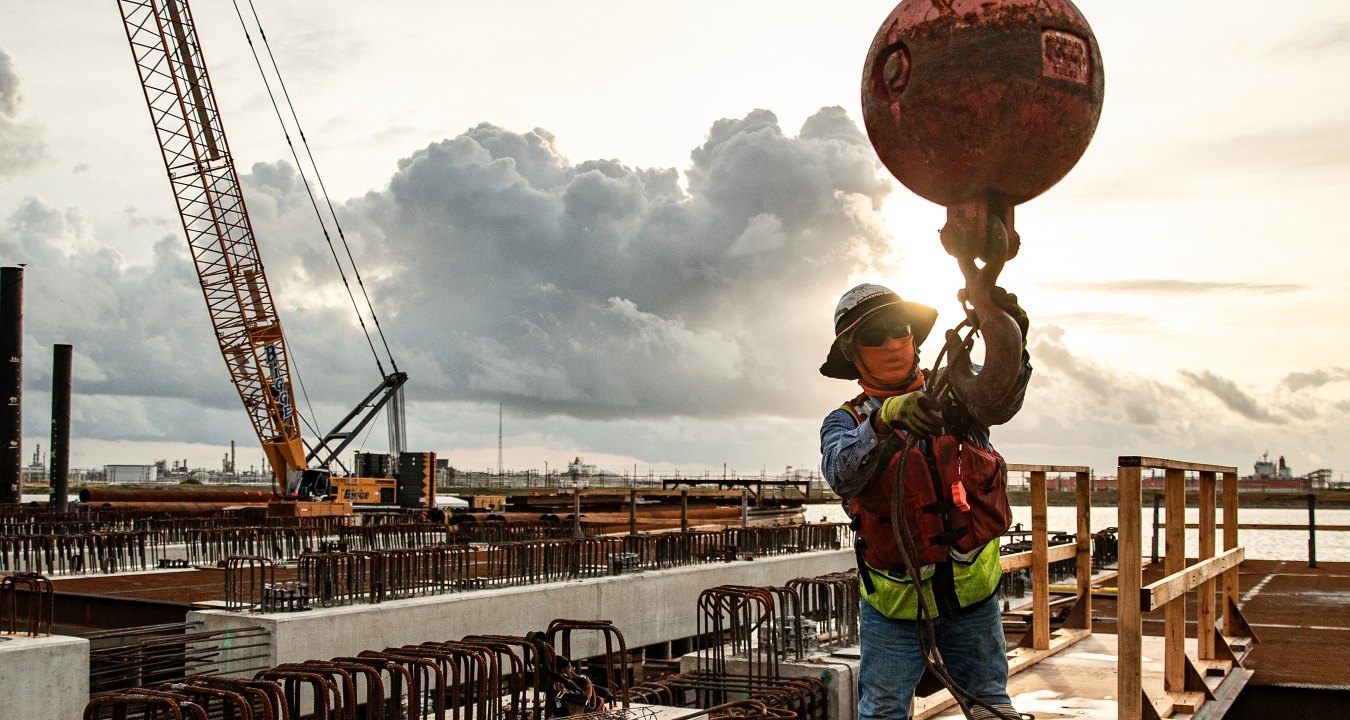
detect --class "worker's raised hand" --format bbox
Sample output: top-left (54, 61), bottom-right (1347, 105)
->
top-left (878, 391), bottom-right (944, 436)
top-left (990, 286), bottom-right (1029, 347)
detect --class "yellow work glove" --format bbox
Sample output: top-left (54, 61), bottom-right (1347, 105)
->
top-left (877, 391), bottom-right (944, 436)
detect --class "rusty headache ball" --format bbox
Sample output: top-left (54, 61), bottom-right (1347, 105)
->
top-left (861, 0), bottom-right (1105, 209)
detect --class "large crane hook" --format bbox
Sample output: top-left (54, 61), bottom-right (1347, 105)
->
top-left (861, 0), bottom-right (1105, 418)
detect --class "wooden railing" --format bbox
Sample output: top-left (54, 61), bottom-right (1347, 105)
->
top-left (1004, 464), bottom-right (1095, 647)
top-left (1116, 457), bottom-right (1256, 720)
top-left (1151, 492), bottom-right (1350, 567)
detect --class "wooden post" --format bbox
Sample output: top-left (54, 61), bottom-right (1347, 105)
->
top-left (1031, 470), bottom-right (1050, 650)
top-left (680, 489), bottom-right (689, 532)
top-left (741, 488), bottom-right (748, 528)
top-left (1163, 468), bottom-right (1186, 693)
top-left (629, 488), bottom-right (637, 536)
top-left (1073, 470), bottom-right (1092, 630)
top-left (1117, 463), bottom-right (1143, 720)
top-left (1222, 471), bottom-right (1239, 636)
top-left (1198, 471), bottom-right (1217, 660)
top-left (1308, 493), bottom-right (1318, 569)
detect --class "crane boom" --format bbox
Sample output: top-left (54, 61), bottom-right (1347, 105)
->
top-left (117, 0), bottom-right (305, 492)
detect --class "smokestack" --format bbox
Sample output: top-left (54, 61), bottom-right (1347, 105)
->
top-left (0, 266), bottom-right (22, 504)
top-left (50, 344), bottom-right (72, 513)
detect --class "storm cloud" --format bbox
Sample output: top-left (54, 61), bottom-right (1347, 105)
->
top-left (0, 48), bottom-right (44, 177)
top-left (251, 108), bottom-right (895, 421)
top-left (4, 107), bottom-right (896, 449)
top-left (992, 327), bottom-right (1349, 473)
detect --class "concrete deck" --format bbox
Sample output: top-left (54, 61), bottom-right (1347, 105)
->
top-left (925, 634), bottom-right (1249, 719)
top-left (190, 547), bottom-right (855, 667)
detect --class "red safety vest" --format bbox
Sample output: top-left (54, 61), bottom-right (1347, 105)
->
top-left (841, 396), bottom-right (1013, 571)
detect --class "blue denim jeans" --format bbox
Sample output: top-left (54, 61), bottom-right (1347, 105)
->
top-left (857, 595), bottom-right (1011, 719)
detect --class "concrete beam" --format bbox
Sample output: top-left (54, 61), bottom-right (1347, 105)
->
top-left (0, 634), bottom-right (89, 720)
top-left (681, 651), bottom-right (859, 720)
top-left (191, 548), bottom-right (853, 666)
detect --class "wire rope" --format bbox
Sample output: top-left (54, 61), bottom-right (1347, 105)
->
top-left (228, 0), bottom-right (396, 379)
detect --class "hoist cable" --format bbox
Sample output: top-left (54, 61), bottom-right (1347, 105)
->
top-left (229, 0), bottom-right (394, 380)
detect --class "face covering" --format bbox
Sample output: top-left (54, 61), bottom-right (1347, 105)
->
top-left (853, 335), bottom-right (925, 397)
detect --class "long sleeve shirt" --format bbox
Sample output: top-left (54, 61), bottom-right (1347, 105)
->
top-left (819, 396), bottom-right (896, 501)
top-left (820, 352), bottom-right (1032, 502)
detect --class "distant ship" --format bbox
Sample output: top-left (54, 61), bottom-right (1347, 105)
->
top-left (1241, 452), bottom-right (1332, 491)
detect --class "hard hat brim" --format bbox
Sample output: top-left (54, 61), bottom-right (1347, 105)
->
top-left (819, 300), bottom-right (938, 380)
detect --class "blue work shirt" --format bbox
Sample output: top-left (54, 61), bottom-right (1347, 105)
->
top-left (819, 395), bottom-right (891, 501)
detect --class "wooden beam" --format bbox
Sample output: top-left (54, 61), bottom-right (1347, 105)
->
top-left (1006, 463), bottom-right (1092, 473)
top-left (1141, 547), bottom-right (1245, 611)
top-left (1118, 456), bottom-right (1238, 474)
top-left (1222, 471), bottom-right (1240, 637)
top-left (1000, 543), bottom-right (1075, 571)
top-left (1164, 523), bottom-right (1350, 531)
top-left (1198, 471), bottom-right (1217, 661)
top-left (1074, 471), bottom-right (1093, 631)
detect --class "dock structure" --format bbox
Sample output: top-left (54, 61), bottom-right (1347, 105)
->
top-left (913, 458), bottom-right (1257, 719)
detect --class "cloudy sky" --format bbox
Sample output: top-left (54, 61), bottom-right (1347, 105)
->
top-left (1, 1), bottom-right (1348, 481)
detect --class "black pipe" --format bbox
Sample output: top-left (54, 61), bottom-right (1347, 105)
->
top-left (0, 266), bottom-right (22, 504)
top-left (50, 344), bottom-right (72, 513)
top-left (1308, 492), bottom-right (1318, 569)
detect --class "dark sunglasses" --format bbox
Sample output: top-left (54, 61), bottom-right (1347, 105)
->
top-left (850, 312), bottom-right (911, 347)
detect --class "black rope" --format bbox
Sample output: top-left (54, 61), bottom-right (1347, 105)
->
top-left (230, 0), bottom-right (396, 378)
top-left (879, 317), bottom-right (1028, 720)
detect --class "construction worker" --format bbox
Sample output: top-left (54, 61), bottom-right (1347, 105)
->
top-left (819, 283), bottom-right (1031, 720)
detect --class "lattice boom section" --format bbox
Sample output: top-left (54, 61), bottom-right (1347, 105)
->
top-left (118, 0), bottom-right (302, 447)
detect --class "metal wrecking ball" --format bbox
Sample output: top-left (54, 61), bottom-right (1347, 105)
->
top-left (861, 0), bottom-right (1105, 259)
top-left (861, 0), bottom-right (1104, 415)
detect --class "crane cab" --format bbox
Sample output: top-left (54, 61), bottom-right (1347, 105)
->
top-left (287, 468), bottom-right (333, 500)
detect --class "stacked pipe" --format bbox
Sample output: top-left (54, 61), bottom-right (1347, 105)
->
top-left (77, 487), bottom-right (275, 515)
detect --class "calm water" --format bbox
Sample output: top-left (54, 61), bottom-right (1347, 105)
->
top-left (809, 503), bottom-right (1350, 562)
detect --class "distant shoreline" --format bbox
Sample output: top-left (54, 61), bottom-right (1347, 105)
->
top-left (26, 483), bottom-right (1350, 510)
top-left (808, 489), bottom-right (1350, 509)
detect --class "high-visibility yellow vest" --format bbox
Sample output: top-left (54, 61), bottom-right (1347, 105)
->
top-left (837, 396), bottom-right (1006, 619)
top-left (861, 538), bottom-right (1002, 619)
